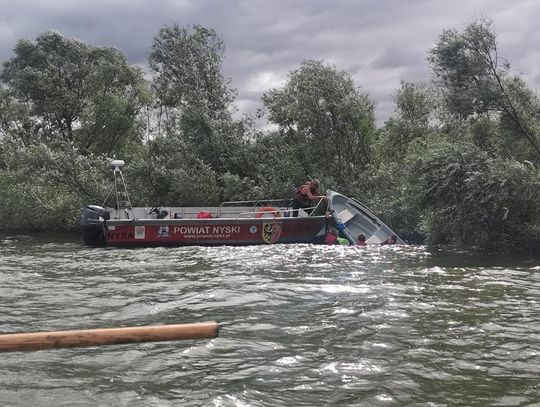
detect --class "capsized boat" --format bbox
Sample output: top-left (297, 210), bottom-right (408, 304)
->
top-left (80, 160), bottom-right (403, 247)
top-left (327, 190), bottom-right (405, 244)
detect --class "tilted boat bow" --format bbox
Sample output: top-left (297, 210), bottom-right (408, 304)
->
top-left (327, 190), bottom-right (404, 244)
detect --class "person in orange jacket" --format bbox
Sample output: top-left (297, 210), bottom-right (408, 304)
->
top-left (325, 229), bottom-right (338, 245)
top-left (292, 179), bottom-right (328, 217)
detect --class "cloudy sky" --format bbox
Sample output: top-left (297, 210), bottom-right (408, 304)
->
top-left (1, 0), bottom-right (539, 124)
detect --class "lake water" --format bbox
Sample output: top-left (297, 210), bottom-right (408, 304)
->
top-left (0, 234), bottom-right (539, 406)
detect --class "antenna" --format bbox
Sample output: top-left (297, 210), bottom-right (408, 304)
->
top-left (111, 160), bottom-right (125, 173)
top-left (110, 160), bottom-right (132, 218)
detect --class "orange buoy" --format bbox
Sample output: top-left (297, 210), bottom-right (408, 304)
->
top-left (255, 206), bottom-right (281, 218)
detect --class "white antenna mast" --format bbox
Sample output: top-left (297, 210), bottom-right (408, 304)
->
top-left (111, 160), bottom-right (133, 218)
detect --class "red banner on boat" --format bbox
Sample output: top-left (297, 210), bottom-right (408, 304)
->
top-left (105, 217), bottom-right (325, 246)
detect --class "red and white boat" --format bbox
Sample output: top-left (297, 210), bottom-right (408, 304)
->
top-left (80, 160), bottom-right (330, 247)
top-left (80, 160), bottom-right (403, 247)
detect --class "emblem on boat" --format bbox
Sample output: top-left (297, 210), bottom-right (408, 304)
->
top-left (262, 222), bottom-right (282, 244)
top-left (250, 225), bottom-right (257, 234)
top-left (157, 226), bottom-right (170, 238)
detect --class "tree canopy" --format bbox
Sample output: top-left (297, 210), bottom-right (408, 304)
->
top-left (0, 31), bottom-right (149, 155)
top-left (429, 18), bottom-right (540, 162)
top-left (148, 24), bottom-right (246, 175)
top-left (263, 59), bottom-right (375, 190)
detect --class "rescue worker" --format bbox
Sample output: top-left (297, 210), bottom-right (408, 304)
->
top-left (292, 179), bottom-right (328, 217)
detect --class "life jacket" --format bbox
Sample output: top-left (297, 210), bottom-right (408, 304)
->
top-left (295, 183), bottom-right (315, 204)
top-left (325, 232), bottom-right (338, 245)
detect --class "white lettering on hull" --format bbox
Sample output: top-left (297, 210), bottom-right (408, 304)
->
top-left (172, 225), bottom-right (241, 239)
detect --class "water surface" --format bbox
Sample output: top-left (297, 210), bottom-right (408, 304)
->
top-left (0, 234), bottom-right (539, 406)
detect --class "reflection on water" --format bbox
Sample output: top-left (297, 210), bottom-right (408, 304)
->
top-left (0, 234), bottom-right (539, 406)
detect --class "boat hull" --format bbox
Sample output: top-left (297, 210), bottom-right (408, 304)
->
top-left (326, 190), bottom-right (404, 244)
top-left (102, 216), bottom-right (328, 247)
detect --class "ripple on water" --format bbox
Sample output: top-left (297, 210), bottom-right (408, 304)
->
top-left (0, 236), bottom-right (539, 406)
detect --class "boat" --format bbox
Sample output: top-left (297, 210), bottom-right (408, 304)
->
top-left (327, 190), bottom-right (405, 244)
top-left (80, 160), bottom-right (403, 247)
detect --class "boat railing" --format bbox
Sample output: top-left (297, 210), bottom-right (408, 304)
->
top-left (218, 199), bottom-right (326, 218)
top-left (219, 198), bottom-right (292, 208)
top-left (220, 196), bottom-right (327, 219)
top-left (133, 198), bottom-right (326, 220)
top-left (236, 206), bottom-right (321, 219)
top-left (311, 198), bottom-right (327, 216)
top-left (218, 198), bottom-right (292, 218)
top-left (110, 198), bottom-right (327, 220)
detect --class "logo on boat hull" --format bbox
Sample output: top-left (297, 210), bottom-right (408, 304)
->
top-left (157, 226), bottom-right (170, 238)
top-left (262, 222), bottom-right (282, 244)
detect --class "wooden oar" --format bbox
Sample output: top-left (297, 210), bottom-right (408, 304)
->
top-left (0, 321), bottom-right (219, 352)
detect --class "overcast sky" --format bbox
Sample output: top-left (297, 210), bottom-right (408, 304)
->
top-left (1, 0), bottom-right (539, 125)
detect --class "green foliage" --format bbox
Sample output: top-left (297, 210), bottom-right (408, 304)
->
top-left (0, 31), bottom-right (149, 155)
top-left (405, 140), bottom-right (540, 249)
top-left (149, 24), bottom-right (234, 112)
top-left (219, 173), bottom-right (263, 202)
top-left (262, 59), bottom-right (375, 191)
top-left (377, 81), bottom-right (435, 162)
top-left (148, 24), bottom-right (246, 175)
top-left (125, 134), bottom-right (220, 207)
top-left (0, 87), bottom-right (34, 145)
top-left (428, 18), bottom-right (540, 161)
top-left (0, 141), bottom-right (111, 232)
top-left (429, 18), bottom-right (500, 118)
top-left (178, 110), bottom-right (250, 175)
top-left (249, 132), bottom-right (308, 196)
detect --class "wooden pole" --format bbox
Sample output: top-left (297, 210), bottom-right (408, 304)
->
top-left (0, 321), bottom-right (219, 352)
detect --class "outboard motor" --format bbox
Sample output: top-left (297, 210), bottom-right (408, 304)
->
top-left (80, 205), bottom-right (110, 246)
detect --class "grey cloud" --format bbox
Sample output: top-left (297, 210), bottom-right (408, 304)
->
top-left (0, 0), bottom-right (538, 124)
top-left (371, 48), bottom-right (425, 70)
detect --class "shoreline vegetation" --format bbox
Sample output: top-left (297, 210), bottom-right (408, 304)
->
top-left (1, 18), bottom-right (539, 253)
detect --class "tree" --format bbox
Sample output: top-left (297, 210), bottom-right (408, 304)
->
top-left (428, 18), bottom-right (540, 161)
top-left (378, 81), bottom-right (435, 162)
top-left (262, 59), bottom-right (375, 190)
top-left (126, 133), bottom-right (221, 206)
top-left (405, 140), bottom-right (540, 249)
top-left (149, 24), bottom-right (234, 113)
top-left (372, 82), bottom-right (435, 235)
top-left (0, 140), bottom-right (112, 232)
top-left (149, 24), bottom-right (247, 175)
top-left (0, 87), bottom-right (34, 145)
top-left (0, 31), bottom-right (148, 155)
